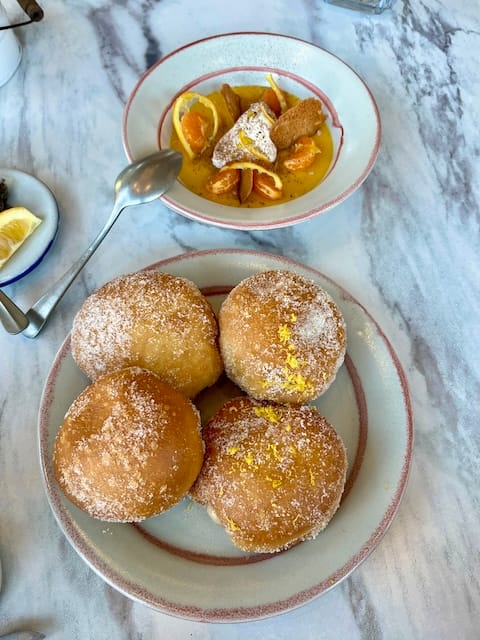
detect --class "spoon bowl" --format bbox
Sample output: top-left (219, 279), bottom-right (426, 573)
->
top-left (0, 150), bottom-right (182, 338)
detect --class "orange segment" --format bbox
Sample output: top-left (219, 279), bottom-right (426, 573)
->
top-left (173, 91), bottom-right (219, 159)
top-left (221, 161), bottom-right (283, 190)
top-left (253, 172), bottom-right (283, 200)
top-left (206, 168), bottom-right (240, 195)
top-left (260, 87), bottom-right (282, 117)
top-left (181, 111), bottom-right (209, 155)
top-left (283, 136), bottom-right (321, 171)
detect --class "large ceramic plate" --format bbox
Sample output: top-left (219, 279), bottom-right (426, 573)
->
top-left (39, 250), bottom-right (412, 622)
top-left (122, 32), bottom-right (381, 230)
top-left (0, 168), bottom-right (59, 286)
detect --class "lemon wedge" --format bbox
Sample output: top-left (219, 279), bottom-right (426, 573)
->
top-left (173, 91), bottom-right (219, 159)
top-left (221, 162), bottom-right (283, 190)
top-left (0, 207), bottom-right (42, 269)
top-left (266, 74), bottom-right (288, 114)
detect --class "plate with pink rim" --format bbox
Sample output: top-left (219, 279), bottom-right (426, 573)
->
top-left (122, 32), bottom-right (381, 230)
top-left (38, 249), bottom-right (412, 622)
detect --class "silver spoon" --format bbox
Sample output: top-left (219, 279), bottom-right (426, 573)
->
top-left (0, 150), bottom-right (182, 338)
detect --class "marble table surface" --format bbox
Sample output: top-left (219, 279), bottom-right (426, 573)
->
top-left (0, 0), bottom-right (478, 638)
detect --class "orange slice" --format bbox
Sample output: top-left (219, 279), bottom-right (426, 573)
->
top-left (173, 92), bottom-right (219, 159)
top-left (221, 161), bottom-right (283, 190)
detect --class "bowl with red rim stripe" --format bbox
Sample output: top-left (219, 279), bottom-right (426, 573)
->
top-left (122, 32), bottom-right (381, 230)
top-left (39, 249), bottom-right (412, 622)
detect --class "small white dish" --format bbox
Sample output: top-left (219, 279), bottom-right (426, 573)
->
top-left (0, 168), bottom-right (59, 286)
top-left (122, 32), bottom-right (381, 230)
top-left (39, 249), bottom-right (412, 622)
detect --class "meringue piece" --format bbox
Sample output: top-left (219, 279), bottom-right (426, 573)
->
top-left (212, 102), bottom-right (277, 169)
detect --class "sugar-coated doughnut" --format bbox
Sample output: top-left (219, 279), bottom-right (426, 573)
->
top-left (71, 270), bottom-right (223, 398)
top-left (218, 270), bottom-right (346, 404)
top-left (53, 367), bottom-right (204, 522)
top-left (190, 396), bottom-right (347, 553)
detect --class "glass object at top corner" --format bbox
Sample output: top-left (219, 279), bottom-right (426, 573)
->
top-left (323, 0), bottom-right (395, 14)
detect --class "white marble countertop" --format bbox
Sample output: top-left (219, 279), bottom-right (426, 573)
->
top-left (0, 0), bottom-right (479, 638)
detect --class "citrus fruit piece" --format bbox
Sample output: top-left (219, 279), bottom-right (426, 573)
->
top-left (252, 172), bottom-right (283, 200)
top-left (260, 87), bottom-right (282, 117)
top-left (0, 206), bottom-right (42, 269)
top-left (221, 161), bottom-right (283, 191)
top-left (206, 168), bottom-right (240, 195)
top-left (283, 136), bottom-right (321, 171)
top-left (181, 111), bottom-right (209, 155)
top-left (173, 92), bottom-right (219, 159)
top-left (266, 74), bottom-right (288, 114)
top-left (238, 130), bottom-right (272, 163)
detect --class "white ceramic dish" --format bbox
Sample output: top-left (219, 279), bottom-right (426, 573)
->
top-left (39, 249), bottom-right (412, 622)
top-left (0, 168), bottom-right (59, 286)
top-left (122, 32), bottom-right (381, 230)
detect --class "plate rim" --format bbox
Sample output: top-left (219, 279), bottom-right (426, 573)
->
top-left (38, 248), bottom-right (413, 622)
top-left (121, 32), bottom-right (381, 230)
top-left (0, 167), bottom-right (60, 286)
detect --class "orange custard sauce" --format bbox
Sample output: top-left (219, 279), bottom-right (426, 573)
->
top-left (169, 85), bottom-right (334, 208)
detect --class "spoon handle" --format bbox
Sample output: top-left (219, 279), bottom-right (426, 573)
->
top-left (22, 202), bottom-right (124, 339)
top-left (0, 289), bottom-right (29, 334)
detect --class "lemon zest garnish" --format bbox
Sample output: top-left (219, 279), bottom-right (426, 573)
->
top-left (227, 446), bottom-right (239, 456)
top-left (172, 91), bottom-right (219, 159)
top-left (254, 406), bottom-right (280, 423)
top-left (244, 452), bottom-right (254, 466)
top-left (226, 517), bottom-right (241, 532)
top-left (220, 162), bottom-right (283, 190)
top-left (268, 443), bottom-right (282, 461)
top-left (0, 207), bottom-right (42, 269)
top-left (309, 469), bottom-right (316, 486)
top-left (266, 73), bottom-right (288, 114)
top-left (282, 371), bottom-right (313, 393)
top-left (238, 129), bottom-right (271, 163)
top-left (286, 353), bottom-right (299, 369)
top-left (259, 103), bottom-right (276, 125)
top-left (278, 324), bottom-right (291, 343)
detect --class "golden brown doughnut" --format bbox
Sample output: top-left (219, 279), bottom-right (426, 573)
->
top-left (53, 367), bottom-right (204, 522)
top-left (218, 270), bottom-right (346, 404)
top-left (190, 396), bottom-right (347, 553)
top-left (71, 269), bottom-right (223, 398)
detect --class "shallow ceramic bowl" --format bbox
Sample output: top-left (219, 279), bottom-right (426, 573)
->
top-left (122, 32), bottom-right (381, 230)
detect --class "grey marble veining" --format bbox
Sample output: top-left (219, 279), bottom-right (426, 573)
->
top-left (0, 0), bottom-right (479, 638)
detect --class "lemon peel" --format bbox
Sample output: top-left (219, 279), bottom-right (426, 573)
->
top-left (266, 73), bottom-right (288, 114)
top-left (220, 161), bottom-right (283, 190)
top-left (0, 206), bottom-right (42, 269)
top-left (172, 91), bottom-right (219, 159)
top-left (237, 129), bottom-right (272, 163)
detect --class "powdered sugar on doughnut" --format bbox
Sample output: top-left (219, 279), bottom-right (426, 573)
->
top-left (54, 367), bottom-right (203, 522)
top-left (190, 397), bottom-right (347, 553)
top-left (218, 270), bottom-right (347, 404)
top-left (71, 270), bottom-right (223, 398)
